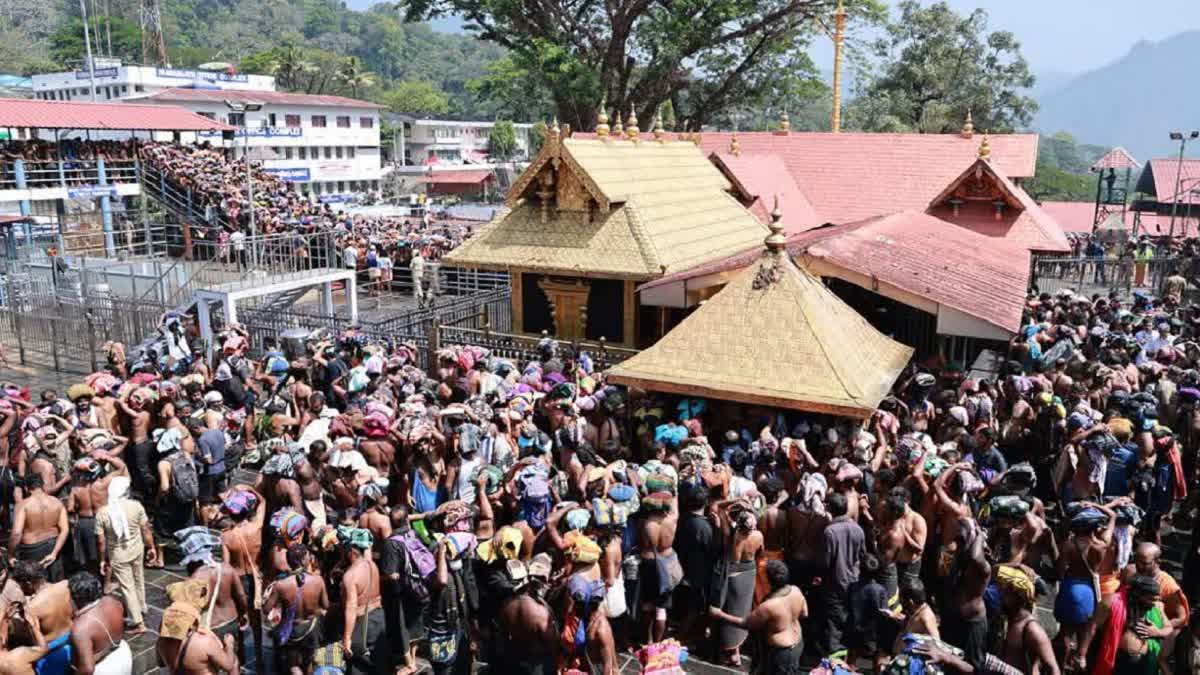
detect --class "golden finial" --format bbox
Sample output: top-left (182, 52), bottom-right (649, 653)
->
top-left (730, 130), bottom-right (740, 156)
top-left (652, 108), bottom-right (665, 142)
top-left (596, 97), bottom-right (610, 138)
top-left (678, 120), bottom-right (689, 142)
top-left (612, 110), bottom-right (624, 138)
top-left (626, 105), bottom-right (640, 141)
top-left (961, 110), bottom-right (974, 138)
top-left (550, 116), bottom-right (561, 138)
top-left (692, 130), bottom-right (701, 147)
top-left (978, 132), bottom-right (991, 160)
top-left (779, 109), bottom-right (790, 133)
top-left (765, 195), bottom-right (786, 251)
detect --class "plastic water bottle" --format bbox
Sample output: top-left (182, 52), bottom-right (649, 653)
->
top-left (678, 648), bottom-right (689, 664)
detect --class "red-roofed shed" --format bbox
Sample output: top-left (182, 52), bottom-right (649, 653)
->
top-left (0, 97), bottom-right (231, 132)
top-left (1092, 147), bottom-right (1140, 171)
top-left (132, 88), bottom-right (385, 110)
top-left (419, 170), bottom-right (493, 197)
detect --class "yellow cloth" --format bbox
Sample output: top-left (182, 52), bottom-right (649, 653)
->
top-left (1108, 418), bottom-right (1134, 441)
top-left (477, 526), bottom-right (523, 564)
top-left (1100, 573), bottom-right (1121, 596)
top-left (996, 564), bottom-right (1036, 607)
top-left (159, 602), bottom-right (201, 641)
top-left (564, 531), bottom-right (601, 564)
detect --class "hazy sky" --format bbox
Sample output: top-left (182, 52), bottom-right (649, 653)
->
top-left (347, 0), bottom-right (1200, 76)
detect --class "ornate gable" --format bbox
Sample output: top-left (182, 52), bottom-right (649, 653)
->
top-left (929, 158), bottom-right (1024, 218)
top-left (504, 125), bottom-right (609, 219)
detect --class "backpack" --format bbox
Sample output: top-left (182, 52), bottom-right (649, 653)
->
top-left (392, 532), bottom-right (435, 603)
top-left (168, 452), bottom-right (200, 502)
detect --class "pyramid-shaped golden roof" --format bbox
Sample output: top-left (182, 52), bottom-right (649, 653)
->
top-left (605, 209), bottom-right (913, 418)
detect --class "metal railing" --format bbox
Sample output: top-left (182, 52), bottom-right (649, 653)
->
top-left (1029, 254), bottom-right (1185, 297)
top-left (139, 163), bottom-right (235, 232)
top-left (0, 159), bottom-right (138, 190)
top-left (437, 325), bottom-right (639, 371)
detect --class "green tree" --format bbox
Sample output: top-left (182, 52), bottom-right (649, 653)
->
top-left (383, 80), bottom-right (450, 115)
top-left (487, 120), bottom-right (517, 161)
top-left (49, 16), bottom-right (141, 66)
top-left (338, 56), bottom-right (377, 99)
top-left (1024, 162), bottom-right (1094, 202)
top-left (467, 55), bottom-right (554, 122)
top-left (529, 121), bottom-right (547, 155)
top-left (399, 0), bottom-right (883, 130)
top-left (847, 1), bottom-right (1036, 134)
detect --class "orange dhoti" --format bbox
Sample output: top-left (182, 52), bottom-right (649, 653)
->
top-left (755, 549), bottom-right (785, 606)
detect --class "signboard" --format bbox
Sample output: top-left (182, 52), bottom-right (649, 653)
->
top-left (75, 68), bottom-right (119, 80)
top-left (318, 162), bottom-right (356, 178)
top-left (199, 127), bottom-right (303, 139)
top-left (264, 167), bottom-right (311, 182)
top-left (155, 67), bottom-right (249, 83)
top-left (67, 186), bottom-right (118, 199)
top-left (318, 194), bottom-right (354, 204)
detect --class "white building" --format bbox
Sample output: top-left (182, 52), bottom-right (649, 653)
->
top-left (131, 88), bottom-right (384, 196)
top-left (30, 59), bottom-right (276, 102)
top-left (388, 114), bottom-right (534, 166)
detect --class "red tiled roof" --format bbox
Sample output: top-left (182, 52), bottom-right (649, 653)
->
top-left (690, 131), bottom-right (1039, 224)
top-left (642, 210), bottom-right (1028, 334)
top-left (709, 152), bottom-right (823, 232)
top-left (419, 170), bottom-right (493, 185)
top-left (1138, 158), bottom-right (1200, 206)
top-left (0, 97), bottom-right (231, 131)
top-left (135, 88), bottom-right (385, 110)
top-left (928, 159), bottom-right (1071, 253)
top-left (805, 211), bottom-right (1029, 333)
top-left (1039, 201), bottom-right (1105, 234)
top-left (1092, 147), bottom-right (1140, 171)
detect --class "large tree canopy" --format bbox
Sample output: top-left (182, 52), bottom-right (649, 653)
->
top-left (847, 1), bottom-right (1036, 134)
top-left (399, 0), bottom-right (882, 131)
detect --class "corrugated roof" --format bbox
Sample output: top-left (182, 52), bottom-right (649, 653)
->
top-left (135, 87), bottom-right (385, 110)
top-left (1137, 158), bottom-right (1200, 205)
top-left (447, 136), bottom-right (767, 278)
top-left (419, 170), bottom-right (492, 185)
top-left (0, 97), bottom-right (231, 131)
top-left (709, 152), bottom-right (823, 232)
top-left (606, 242), bottom-right (912, 418)
top-left (803, 211), bottom-right (1030, 334)
top-left (1092, 147), bottom-right (1140, 171)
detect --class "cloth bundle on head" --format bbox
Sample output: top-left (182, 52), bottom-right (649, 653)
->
top-left (67, 383), bottom-right (95, 402)
top-left (155, 427), bottom-right (183, 454)
top-left (802, 473), bottom-right (828, 514)
top-left (442, 531), bottom-right (476, 560)
top-left (643, 473), bottom-right (675, 495)
top-left (565, 508), bottom-right (591, 532)
top-left (160, 579), bottom-right (208, 640)
top-left (262, 451), bottom-right (296, 478)
top-left (73, 457), bottom-right (102, 481)
top-left (591, 497), bottom-right (625, 528)
top-left (641, 491), bottom-right (673, 513)
top-left (221, 490), bottom-right (259, 518)
top-left (654, 423), bottom-right (688, 448)
top-left (988, 495), bottom-right (1030, 521)
top-left (607, 483), bottom-right (639, 516)
top-left (175, 526), bottom-right (223, 566)
top-left (272, 508), bottom-right (309, 546)
top-left (999, 462), bottom-right (1037, 493)
top-left (347, 367), bottom-right (370, 393)
top-left (359, 481), bottom-right (385, 505)
top-left (1068, 505), bottom-right (1108, 533)
top-left (477, 526), bottom-right (522, 564)
top-left (85, 372), bottom-right (120, 396)
top-left (564, 531), bottom-right (601, 564)
top-left (996, 565), bottom-right (1036, 607)
top-left (956, 470), bottom-right (986, 495)
top-left (336, 526), bottom-right (373, 552)
top-left (314, 526), bottom-right (340, 553)
top-left (834, 460), bottom-right (863, 485)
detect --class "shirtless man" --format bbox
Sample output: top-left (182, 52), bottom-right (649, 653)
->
top-left (1056, 499), bottom-right (1117, 673)
top-left (995, 565), bottom-right (1061, 675)
top-left (889, 580), bottom-right (939, 654)
top-left (339, 529), bottom-right (389, 675)
top-left (67, 572), bottom-right (129, 675)
top-left (66, 453), bottom-right (128, 574)
top-left (163, 621), bottom-right (238, 675)
top-left (263, 545), bottom-right (328, 675)
top-left (1122, 543), bottom-right (1189, 665)
top-left (636, 491), bottom-right (678, 644)
top-left (786, 475), bottom-right (829, 593)
top-left (356, 484), bottom-right (391, 558)
top-left (877, 486), bottom-right (926, 599)
top-left (114, 389), bottom-right (154, 497)
top-left (9, 474), bottom-right (69, 582)
top-left (217, 485), bottom-right (264, 666)
top-left (292, 446), bottom-right (326, 531)
top-left (710, 560), bottom-right (807, 675)
top-left (258, 456), bottom-right (303, 517)
top-left (931, 464), bottom-right (976, 592)
top-left (495, 575), bottom-right (558, 675)
top-left (942, 523), bottom-right (991, 672)
top-left (186, 550), bottom-right (249, 663)
top-left (756, 479), bottom-right (789, 605)
top-left (10, 562), bottom-right (73, 652)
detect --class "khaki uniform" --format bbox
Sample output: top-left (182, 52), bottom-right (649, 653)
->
top-left (96, 500), bottom-right (149, 626)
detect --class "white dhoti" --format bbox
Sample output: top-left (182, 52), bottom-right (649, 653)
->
top-left (606, 571), bottom-right (627, 618)
top-left (93, 641), bottom-right (133, 675)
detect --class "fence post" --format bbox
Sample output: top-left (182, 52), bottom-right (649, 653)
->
top-left (50, 297), bottom-right (61, 371)
top-left (426, 319), bottom-right (440, 379)
top-left (7, 275), bottom-right (23, 365)
top-left (86, 310), bottom-right (98, 373)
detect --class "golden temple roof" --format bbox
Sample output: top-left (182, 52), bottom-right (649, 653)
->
top-left (605, 232), bottom-right (913, 417)
top-left (444, 137), bottom-right (768, 278)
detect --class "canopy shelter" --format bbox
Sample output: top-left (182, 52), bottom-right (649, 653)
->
top-left (0, 98), bottom-right (232, 132)
top-left (606, 206), bottom-right (913, 418)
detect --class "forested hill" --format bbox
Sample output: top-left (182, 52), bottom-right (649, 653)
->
top-left (0, 0), bottom-right (538, 120)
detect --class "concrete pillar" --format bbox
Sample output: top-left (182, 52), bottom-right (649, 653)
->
top-left (225, 296), bottom-right (238, 327)
top-left (96, 158), bottom-right (114, 255)
top-left (320, 281), bottom-right (334, 316)
top-left (13, 160), bottom-right (31, 218)
top-left (346, 276), bottom-right (359, 324)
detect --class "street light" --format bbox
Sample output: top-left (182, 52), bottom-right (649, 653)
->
top-left (225, 100), bottom-right (264, 261)
top-left (1168, 130), bottom-right (1199, 239)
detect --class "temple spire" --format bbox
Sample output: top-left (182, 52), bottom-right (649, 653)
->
top-left (978, 132), bottom-right (991, 160)
top-left (626, 105), bottom-right (640, 141)
top-left (596, 96), bottom-right (610, 138)
top-left (765, 195), bottom-right (786, 252)
top-left (961, 110), bottom-right (974, 138)
top-left (612, 110), bottom-right (624, 137)
top-left (730, 130), bottom-right (740, 156)
top-left (652, 108), bottom-right (665, 142)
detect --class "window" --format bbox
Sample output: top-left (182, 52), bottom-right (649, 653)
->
top-left (311, 115), bottom-right (326, 128)
top-left (135, 85), bottom-right (144, 92)
top-left (338, 181), bottom-right (346, 192)
top-left (347, 147), bottom-right (356, 158)
top-left (359, 117), bottom-right (374, 129)
top-left (121, 85), bottom-right (128, 94)
top-left (284, 147), bottom-right (293, 159)
top-left (298, 147), bottom-right (307, 160)
top-left (285, 114), bottom-right (301, 128)
top-left (336, 116), bottom-right (351, 128)
top-left (268, 113), bottom-right (277, 127)
top-left (197, 112), bottom-right (216, 120)
top-left (335, 147), bottom-right (343, 159)
top-left (227, 112), bottom-right (245, 127)
top-left (324, 147), bottom-right (332, 159)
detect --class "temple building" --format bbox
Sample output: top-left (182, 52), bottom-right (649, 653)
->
top-left (607, 206), bottom-right (912, 418)
top-left (443, 115), bottom-right (769, 347)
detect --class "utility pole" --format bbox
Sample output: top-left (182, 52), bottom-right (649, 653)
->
top-left (78, 0), bottom-right (97, 102)
top-left (830, 0), bottom-right (846, 133)
top-left (1168, 130), bottom-right (1198, 239)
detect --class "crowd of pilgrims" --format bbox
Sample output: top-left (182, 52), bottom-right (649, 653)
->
top-left (137, 142), bottom-right (476, 265)
top-left (8, 284), bottom-right (1200, 675)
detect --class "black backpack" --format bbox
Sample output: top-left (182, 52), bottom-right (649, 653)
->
top-left (168, 453), bottom-right (200, 502)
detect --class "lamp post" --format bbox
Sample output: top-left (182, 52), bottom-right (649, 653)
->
top-left (225, 100), bottom-right (264, 264)
top-left (1168, 130), bottom-right (1199, 239)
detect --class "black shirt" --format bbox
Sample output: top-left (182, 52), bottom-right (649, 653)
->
top-left (675, 511), bottom-right (718, 596)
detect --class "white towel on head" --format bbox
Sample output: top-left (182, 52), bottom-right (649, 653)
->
top-left (1115, 524), bottom-right (1133, 569)
top-left (108, 476), bottom-right (131, 540)
top-left (803, 473), bottom-right (828, 515)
